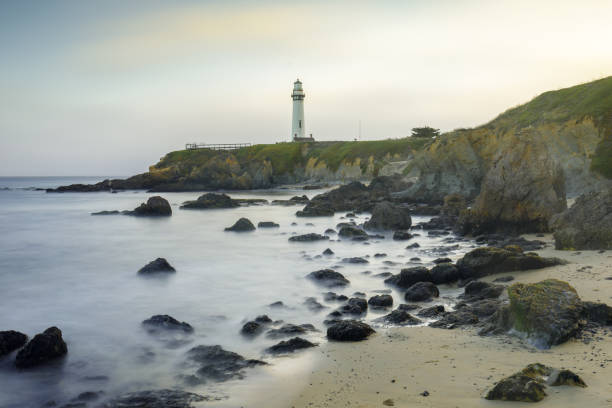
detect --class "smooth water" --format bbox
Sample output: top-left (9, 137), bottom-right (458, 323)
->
top-left (0, 177), bottom-right (475, 408)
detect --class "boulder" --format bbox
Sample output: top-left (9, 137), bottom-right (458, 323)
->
top-left (138, 258), bottom-right (176, 275)
top-left (323, 292), bottom-right (348, 302)
top-left (132, 196), bottom-right (172, 216)
top-left (240, 321), bottom-right (264, 337)
top-left (384, 267), bottom-right (432, 289)
top-left (392, 231), bottom-right (412, 241)
top-left (0, 330), bottom-right (28, 356)
top-left (185, 345), bottom-right (266, 383)
top-left (429, 310), bottom-right (479, 329)
top-left (379, 310), bottom-right (422, 326)
top-left (462, 281), bottom-right (504, 301)
top-left (338, 297), bottom-right (368, 315)
top-left (265, 337), bottom-right (317, 354)
top-left (364, 201), bottom-right (412, 231)
top-left (417, 305), bottom-right (445, 318)
top-left (405, 282), bottom-right (439, 302)
top-left (225, 218), bottom-right (256, 232)
top-left (327, 320), bottom-right (375, 341)
top-left (550, 189), bottom-right (612, 249)
top-left (322, 248), bottom-right (334, 255)
top-left (258, 221), bottom-right (280, 228)
top-left (338, 225), bottom-right (368, 239)
top-left (101, 389), bottom-right (207, 408)
top-left (266, 324), bottom-right (316, 339)
top-left (180, 193), bottom-right (239, 209)
top-left (456, 299), bottom-right (501, 318)
top-left (342, 257), bottom-right (368, 264)
top-left (289, 233), bottom-right (329, 242)
top-left (15, 327), bottom-right (67, 368)
top-left (430, 263), bottom-right (459, 284)
top-left (142, 315), bottom-right (193, 333)
top-left (307, 269), bottom-right (349, 287)
top-left (368, 294), bottom-right (393, 308)
top-left (295, 202), bottom-right (335, 217)
top-left (582, 301), bottom-right (612, 325)
top-left (455, 246), bottom-right (565, 280)
top-left (303, 297), bottom-right (326, 312)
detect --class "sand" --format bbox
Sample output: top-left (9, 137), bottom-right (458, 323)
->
top-left (287, 235), bottom-right (612, 407)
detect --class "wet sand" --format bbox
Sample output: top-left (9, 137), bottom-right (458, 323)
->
top-left (288, 235), bottom-right (612, 407)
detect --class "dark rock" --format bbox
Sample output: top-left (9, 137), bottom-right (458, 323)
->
top-left (338, 225), bottom-right (368, 239)
top-left (397, 304), bottom-right (420, 311)
top-left (322, 248), bottom-right (334, 255)
top-left (289, 233), bottom-right (329, 242)
top-left (0, 330), bottom-right (28, 357)
top-left (463, 281), bottom-right (504, 300)
top-left (265, 337), bottom-right (317, 354)
top-left (582, 301), bottom-right (612, 325)
top-left (374, 253), bottom-right (387, 258)
top-left (430, 263), bottom-right (459, 284)
top-left (405, 282), bottom-right (439, 302)
top-left (255, 315), bottom-right (272, 324)
top-left (368, 295), bottom-right (393, 308)
top-left (327, 320), bottom-right (375, 341)
top-left (303, 297), bottom-right (326, 312)
top-left (101, 389), bottom-right (208, 408)
top-left (392, 231), bottom-right (412, 241)
top-left (433, 257), bottom-right (452, 264)
top-left (142, 315), bottom-right (193, 333)
top-left (307, 269), bottom-right (349, 287)
top-left (324, 229), bottom-right (337, 235)
top-left (485, 373), bottom-right (547, 402)
top-left (91, 210), bottom-right (121, 216)
top-left (240, 321), bottom-right (264, 337)
top-left (266, 324), bottom-right (316, 339)
top-left (551, 369), bottom-right (587, 387)
top-left (186, 345), bottom-right (266, 383)
top-left (224, 218), bottom-right (256, 232)
top-left (384, 267), bottom-right (432, 289)
top-left (456, 246), bottom-right (566, 279)
top-left (380, 310), bottom-right (422, 326)
top-left (429, 310), bottom-right (478, 329)
top-left (296, 201), bottom-right (335, 217)
top-left (342, 257), bottom-right (369, 264)
top-left (417, 305), bottom-right (445, 318)
top-left (406, 243), bottom-right (420, 249)
top-left (258, 221), bottom-right (279, 228)
top-left (364, 201), bottom-right (412, 231)
top-left (75, 391), bottom-right (103, 402)
top-left (338, 298), bottom-right (368, 315)
top-left (131, 196), bottom-right (172, 216)
top-left (180, 193), bottom-right (238, 209)
top-left (457, 299), bottom-right (501, 318)
top-left (268, 301), bottom-right (285, 308)
top-left (493, 276), bottom-right (515, 282)
top-left (138, 258), bottom-right (176, 275)
top-left (15, 327), bottom-right (67, 368)
top-left (323, 292), bottom-right (348, 302)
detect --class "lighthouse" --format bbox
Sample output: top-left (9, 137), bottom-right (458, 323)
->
top-left (291, 79), bottom-right (313, 142)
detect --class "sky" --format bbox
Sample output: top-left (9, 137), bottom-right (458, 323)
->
top-left (1, 0), bottom-right (611, 176)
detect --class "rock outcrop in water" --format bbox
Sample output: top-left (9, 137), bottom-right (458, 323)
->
top-left (15, 327), bottom-right (67, 368)
top-left (138, 258), bottom-right (176, 275)
top-left (224, 218), bottom-right (256, 232)
top-left (327, 320), bottom-right (375, 341)
top-left (102, 389), bottom-right (212, 408)
top-left (0, 331), bottom-right (28, 356)
top-left (129, 196), bottom-right (172, 216)
top-left (142, 315), bottom-right (194, 333)
top-left (180, 193), bottom-right (239, 209)
top-left (363, 201), bottom-right (411, 231)
top-left (185, 345), bottom-right (266, 383)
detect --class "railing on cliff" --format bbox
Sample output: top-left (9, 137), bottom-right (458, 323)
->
top-left (185, 143), bottom-right (252, 151)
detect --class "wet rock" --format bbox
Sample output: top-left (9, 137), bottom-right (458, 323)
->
top-left (307, 269), bottom-right (350, 287)
top-left (303, 297), bottom-right (326, 312)
top-left (433, 257), bottom-right (452, 264)
top-left (101, 389), bottom-right (210, 408)
top-left (392, 231), bottom-right (412, 241)
top-left (429, 310), bottom-right (478, 329)
top-left (324, 229), bottom-right (337, 235)
top-left (180, 193), bottom-right (239, 209)
top-left (368, 295), bottom-right (393, 308)
top-left (417, 305), bottom-right (445, 318)
top-left (224, 217), bottom-right (256, 232)
top-left (404, 282), bottom-right (439, 302)
top-left (272, 195), bottom-right (309, 206)
top-left (364, 201), bottom-right (412, 231)
top-left (323, 292), bottom-right (348, 302)
top-left (456, 246), bottom-right (566, 279)
top-left (374, 253), bottom-right (387, 258)
top-left (384, 267), bottom-right (432, 289)
top-left (91, 210), bottom-right (121, 216)
top-left (15, 327), bottom-right (67, 368)
top-left (268, 301), bottom-right (285, 308)
top-left (327, 320), bottom-right (375, 341)
top-left (255, 315), bottom-right (272, 324)
top-left (142, 315), bottom-right (194, 333)
top-left (406, 242), bottom-right (420, 249)
top-left (338, 298), bottom-right (368, 315)
top-left (338, 225), bottom-right (368, 239)
top-left (430, 263), bottom-right (459, 284)
top-left (0, 330), bottom-right (28, 357)
top-left (265, 337), bottom-right (317, 354)
top-left (462, 281), bottom-right (504, 301)
top-left (128, 196), bottom-right (172, 216)
top-left (289, 233), bottom-right (329, 242)
top-left (266, 324), bottom-right (316, 339)
top-left (296, 202), bottom-right (335, 217)
top-left (322, 248), bottom-right (334, 255)
top-left (397, 304), bottom-right (420, 311)
top-left (138, 258), bottom-right (176, 275)
top-left (258, 221), bottom-right (279, 228)
top-left (342, 257), bottom-right (368, 264)
top-left (186, 345), bottom-right (266, 383)
top-left (493, 276), bottom-right (515, 282)
top-left (457, 299), bottom-right (501, 318)
top-left (240, 321), bottom-right (264, 337)
top-left (379, 310), bottom-right (422, 326)
top-left (582, 301), bottom-right (612, 325)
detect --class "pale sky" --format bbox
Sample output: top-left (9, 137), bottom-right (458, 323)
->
top-left (1, 0), bottom-right (611, 176)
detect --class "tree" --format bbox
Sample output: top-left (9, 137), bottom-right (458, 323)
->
top-left (410, 126), bottom-right (440, 138)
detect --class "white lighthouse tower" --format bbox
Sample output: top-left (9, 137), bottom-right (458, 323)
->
top-left (291, 79), bottom-right (309, 142)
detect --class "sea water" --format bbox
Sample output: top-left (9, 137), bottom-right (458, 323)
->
top-left (0, 177), bottom-right (474, 407)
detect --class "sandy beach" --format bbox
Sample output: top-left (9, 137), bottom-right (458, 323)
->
top-left (289, 235), bottom-right (612, 407)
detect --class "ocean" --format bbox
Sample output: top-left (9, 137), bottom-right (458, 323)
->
top-left (0, 177), bottom-right (475, 407)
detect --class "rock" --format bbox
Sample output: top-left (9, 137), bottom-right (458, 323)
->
top-left (493, 276), bottom-right (515, 282)
top-left (255, 315), bottom-right (272, 324)
top-left (417, 305), bottom-right (445, 318)
top-left (180, 193), bottom-right (239, 209)
top-left (101, 389), bottom-right (208, 408)
top-left (342, 257), bottom-right (368, 264)
top-left (492, 279), bottom-right (585, 348)
top-left (266, 324), bottom-right (316, 339)
top-left (322, 248), bottom-right (334, 255)
top-left (324, 229), bottom-right (337, 235)
top-left (296, 201), bottom-right (335, 217)
top-left (430, 263), bottom-right (459, 284)
top-left (142, 315), bottom-right (194, 333)
top-left (268, 301), bottom-right (285, 308)
top-left (0, 330), bottom-right (28, 356)
top-left (258, 221), bottom-right (279, 228)
top-left (91, 210), bottom-right (121, 216)
top-left (582, 301), bottom-right (612, 325)
top-left (307, 269), bottom-right (350, 287)
top-left (379, 310), bottom-right (422, 326)
top-left (368, 295), bottom-right (393, 308)
top-left (429, 310), bottom-right (478, 329)
top-left (374, 253), bottom-right (387, 258)
top-left (405, 282), bottom-right (439, 302)
top-left (397, 304), bottom-right (420, 311)
top-left (240, 321), bottom-right (264, 337)
top-left (15, 327), bottom-right (67, 368)
top-left (462, 281), bottom-right (504, 300)
top-left (338, 298), bottom-right (368, 315)
top-left (338, 225), bottom-right (368, 239)
top-left (131, 196), bottom-right (172, 216)
top-left (289, 233), bottom-right (329, 242)
top-left (433, 257), bottom-right (452, 264)
top-left (364, 201), bottom-right (412, 231)
top-left (138, 258), bottom-right (176, 275)
top-left (550, 189), bottom-right (612, 249)
top-left (272, 195), bottom-right (309, 206)
top-left (457, 299), bottom-right (501, 317)
top-left (265, 337), bottom-right (317, 354)
top-left (384, 267), bottom-right (432, 289)
top-left (392, 231), bottom-right (412, 241)
top-left (225, 218), bottom-right (256, 232)
top-left (327, 320), bottom-right (375, 341)
top-left (456, 246), bottom-right (566, 279)
top-left (551, 369), bottom-right (587, 387)
top-left (303, 297), bottom-right (326, 312)
top-left (323, 292), bottom-right (348, 302)
top-left (406, 243), bottom-right (420, 249)
top-left (186, 345), bottom-right (265, 383)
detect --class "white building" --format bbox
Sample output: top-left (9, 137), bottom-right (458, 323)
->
top-left (291, 79), bottom-right (314, 142)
